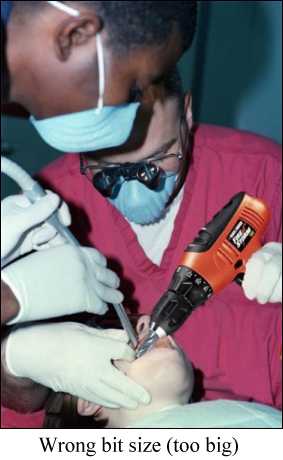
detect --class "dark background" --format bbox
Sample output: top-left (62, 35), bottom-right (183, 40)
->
top-left (2, 1), bottom-right (282, 198)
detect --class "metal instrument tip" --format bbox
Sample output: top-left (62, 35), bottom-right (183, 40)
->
top-left (135, 330), bottom-right (159, 358)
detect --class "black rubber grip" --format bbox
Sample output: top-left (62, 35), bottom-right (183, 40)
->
top-left (186, 192), bottom-right (245, 253)
top-left (151, 267), bottom-right (213, 335)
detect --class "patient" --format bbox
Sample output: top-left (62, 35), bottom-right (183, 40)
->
top-left (77, 317), bottom-right (282, 428)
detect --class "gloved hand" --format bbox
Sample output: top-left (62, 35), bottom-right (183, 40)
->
top-left (1, 244), bottom-right (124, 323)
top-left (243, 242), bottom-right (282, 304)
top-left (1, 190), bottom-right (71, 263)
top-left (4, 322), bottom-right (151, 409)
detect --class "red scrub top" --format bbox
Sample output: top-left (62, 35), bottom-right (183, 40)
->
top-left (2, 124), bottom-right (282, 428)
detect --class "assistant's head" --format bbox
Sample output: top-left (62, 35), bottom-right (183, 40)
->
top-left (81, 67), bottom-right (194, 224)
top-left (7, 1), bottom-right (197, 119)
top-left (77, 316), bottom-right (194, 428)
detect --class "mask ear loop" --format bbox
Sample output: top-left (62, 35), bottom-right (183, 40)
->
top-left (96, 33), bottom-right (105, 111)
top-left (47, 1), bottom-right (80, 17)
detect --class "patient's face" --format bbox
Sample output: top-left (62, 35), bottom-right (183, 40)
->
top-left (78, 316), bottom-right (194, 428)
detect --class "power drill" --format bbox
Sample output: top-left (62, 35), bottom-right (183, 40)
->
top-left (136, 192), bottom-right (270, 357)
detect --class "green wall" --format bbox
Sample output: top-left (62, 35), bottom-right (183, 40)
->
top-left (179, 1), bottom-right (282, 143)
top-left (1, 115), bottom-right (62, 198)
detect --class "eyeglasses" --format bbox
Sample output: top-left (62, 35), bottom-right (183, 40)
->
top-left (80, 151), bottom-right (183, 198)
top-left (80, 110), bottom-right (192, 201)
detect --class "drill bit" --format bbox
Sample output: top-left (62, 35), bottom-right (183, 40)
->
top-left (135, 330), bottom-right (160, 358)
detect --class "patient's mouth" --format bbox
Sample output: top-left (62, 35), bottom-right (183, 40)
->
top-left (135, 315), bottom-right (175, 358)
top-left (136, 334), bottom-right (174, 358)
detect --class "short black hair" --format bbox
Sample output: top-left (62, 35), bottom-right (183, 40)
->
top-left (90, 1), bottom-right (197, 53)
top-left (15, 1), bottom-right (197, 54)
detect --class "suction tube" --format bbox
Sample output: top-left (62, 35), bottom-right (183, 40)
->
top-left (1, 156), bottom-right (80, 249)
top-left (1, 155), bottom-right (79, 272)
top-left (1, 157), bottom-right (137, 347)
top-left (1, 156), bottom-right (37, 193)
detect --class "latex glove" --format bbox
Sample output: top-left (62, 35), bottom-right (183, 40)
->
top-left (2, 244), bottom-right (123, 323)
top-left (1, 191), bottom-right (71, 263)
top-left (5, 322), bottom-right (151, 409)
top-left (243, 242), bottom-right (282, 304)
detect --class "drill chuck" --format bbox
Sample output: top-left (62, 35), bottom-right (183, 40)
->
top-left (151, 266), bottom-right (213, 336)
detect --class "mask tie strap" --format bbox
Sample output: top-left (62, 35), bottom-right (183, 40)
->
top-left (47, 1), bottom-right (80, 17)
top-left (96, 33), bottom-right (105, 111)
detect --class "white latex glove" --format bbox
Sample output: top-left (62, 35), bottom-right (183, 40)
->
top-left (1, 191), bottom-right (71, 263)
top-left (2, 244), bottom-right (124, 323)
top-left (5, 322), bottom-right (151, 409)
top-left (243, 242), bottom-right (282, 304)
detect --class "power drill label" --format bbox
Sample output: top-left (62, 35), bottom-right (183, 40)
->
top-left (227, 220), bottom-right (256, 252)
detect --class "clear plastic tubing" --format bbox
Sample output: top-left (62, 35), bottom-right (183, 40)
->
top-left (1, 156), bottom-right (137, 347)
top-left (1, 156), bottom-right (80, 248)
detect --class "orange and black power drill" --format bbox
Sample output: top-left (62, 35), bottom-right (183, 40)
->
top-left (136, 192), bottom-right (270, 357)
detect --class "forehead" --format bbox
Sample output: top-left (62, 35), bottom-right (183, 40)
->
top-left (135, 96), bottom-right (180, 159)
top-left (90, 94), bottom-right (181, 164)
top-left (131, 97), bottom-right (180, 158)
top-left (148, 97), bottom-right (180, 138)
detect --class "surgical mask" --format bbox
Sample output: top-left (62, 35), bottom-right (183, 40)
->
top-left (109, 172), bottom-right (178, 225)
top-left (1, 1), bottom-right (13, 24)
top-left (30, 2), bottom-right (140, 153)
top-left (81, 151), bottom-right (183, 225)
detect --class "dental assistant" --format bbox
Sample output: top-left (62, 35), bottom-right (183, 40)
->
top-left (1, 0), bottom-right (197, 418)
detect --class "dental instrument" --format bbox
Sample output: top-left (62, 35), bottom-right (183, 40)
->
top-left (1, 156), bottom-right (137, 348)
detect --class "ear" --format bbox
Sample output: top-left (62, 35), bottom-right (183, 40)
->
top-left (77, 399), bottom-right (101, 417)
top-left (183, 92), bottom-right (193, 130)
top-left (55, 14), bottom-right (102, 61)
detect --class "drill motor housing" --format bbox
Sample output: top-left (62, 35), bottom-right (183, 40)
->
top-left (151, 192), bottom-right (270, 336)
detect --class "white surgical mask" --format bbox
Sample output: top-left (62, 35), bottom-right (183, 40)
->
top-left (30, 2), bottom-right (140, 153)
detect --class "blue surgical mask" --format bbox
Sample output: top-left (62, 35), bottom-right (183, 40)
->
top-left (1, 1), bottom-right (13, 24)
top-left (30, 26), bottom-right (140, 153)
top-left (109, 173), bottom-right (178, 225)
